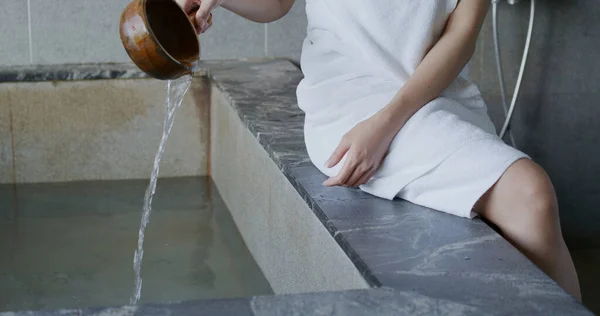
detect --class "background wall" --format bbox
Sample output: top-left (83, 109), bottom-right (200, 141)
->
top-left (470, 1), bottom-right (600, 248)
top-left (0, 0), bottom-right (307, 66)
top-left (0, 0), bottom-right (597, 246)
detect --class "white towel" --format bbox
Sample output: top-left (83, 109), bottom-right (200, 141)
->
top-left (296, 0), bottom-right (528, 218)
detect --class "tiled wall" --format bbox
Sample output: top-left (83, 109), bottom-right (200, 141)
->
top-left (0, 0), bottom-right (307, 66)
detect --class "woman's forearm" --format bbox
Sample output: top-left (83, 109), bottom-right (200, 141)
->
top-left (221, 0), bottom-right (295, 23)
top-left (378, 0), bottom-right (490, 130)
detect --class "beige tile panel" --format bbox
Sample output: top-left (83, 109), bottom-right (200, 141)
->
top-left (210, 87), bottom-right (369, 294)
top-left (4, 78), bottom-right (209, 183)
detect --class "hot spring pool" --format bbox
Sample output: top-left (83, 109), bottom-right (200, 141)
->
top-left (0, 176), bottom-right (272, 312)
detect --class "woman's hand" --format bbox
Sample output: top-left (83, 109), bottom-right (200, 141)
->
top-left (323, 112), bottom-right (399, 188)
top-left (175, 0), bottom-right (224, 34)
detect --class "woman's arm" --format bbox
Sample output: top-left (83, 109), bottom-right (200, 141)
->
top-left (177, 0), bottom-right (295, 29)
top-left (324, 0), bottom-right (490, 188)
top-left (221, 0), bottom-right (296, 23)
top-left (378, 0), bottom-right (490, 126)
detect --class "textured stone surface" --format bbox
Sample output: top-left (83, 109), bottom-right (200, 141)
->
top-left (1, 78), bottom-right (209, 183)
top-left (0, 62), bottom-right (212, 83)
top-left (0, 0), bottom-right (29, 66)
top-left (206, 60), bottom-right (589, 314)
top-left (0, 287), bottom-right (591, 316)
top-left (0, 63), bottom-right (149, 82)
top-left (211, 87), bottom-right (368, 293)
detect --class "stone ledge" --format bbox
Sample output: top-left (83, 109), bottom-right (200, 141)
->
top-left (206, 59), bottom-right (589, 314)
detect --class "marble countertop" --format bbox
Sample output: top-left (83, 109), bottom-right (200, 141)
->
top-left (0, 61), bottom-right (592, 315)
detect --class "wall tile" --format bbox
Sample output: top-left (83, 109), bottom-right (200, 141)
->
top-left (30, 0), bottom-right (130, 65)
top-left (0, 0), bottom-right (30, 66)
top-left (200, 7), bottom-right (265, 60)
top-left (266, 0), bottom-right (306, 61)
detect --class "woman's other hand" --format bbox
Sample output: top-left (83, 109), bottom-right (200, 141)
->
top-left (323, 112), bottom-right (399, 188)
top-left (175, 0), bottom-right (224, 34)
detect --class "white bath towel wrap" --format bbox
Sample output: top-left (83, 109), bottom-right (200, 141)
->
top-left (296, 0), bottom-right (529, 218)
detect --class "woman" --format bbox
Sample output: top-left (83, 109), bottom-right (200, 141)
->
top-left (177, 0), bottom-right (581, 299)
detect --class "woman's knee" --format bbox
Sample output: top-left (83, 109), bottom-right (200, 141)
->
top-left (476, 159), bottom-right (559, 227)
top-left (507, 159), bottom-right (558, 219)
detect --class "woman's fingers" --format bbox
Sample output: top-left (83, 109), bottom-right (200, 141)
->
top-left (196, 0), bottom-right (218, 22)
top-left (174, 0), bottom-right (204, 34)
top-left (323, 158), bottom-right (356, 187)
top-left (325, 138), bottom-right (350, 168)
top-left (353, 168), bottom-right (376, 187)
top-left (346, 164), bottom-right (370, 188)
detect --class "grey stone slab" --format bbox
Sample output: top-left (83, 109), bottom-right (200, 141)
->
top-left (0, 0), bottom-right (30, 66)
top-left (30, 0), bottom-right (130, 64)
top-left (250, 288), bottom-right (489, 316)
top-left (376, 274), bottom-right (582, 316)
top-left (0, 63), bottom-right (147, 82)
top-left (1, 298), bottom-right (254, 316)
top-left (207, 60), bottom-right (590, 314)
top-left (2, 287), bottom-right (591, 316)
top-left (0, 62), bottom-right (216, 83)
top-left (200, 7), bottom-right (265, 60)
top-left (266, 0), bottom-right (307, 61)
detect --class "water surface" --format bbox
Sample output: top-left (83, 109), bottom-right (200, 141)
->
top-left (0, 177), bottom-right (272, 312)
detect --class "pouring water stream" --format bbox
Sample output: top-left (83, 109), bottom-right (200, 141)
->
top-left (130, 74), bottom-right (193, 305)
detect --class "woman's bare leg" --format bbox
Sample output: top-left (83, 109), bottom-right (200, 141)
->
top-left (474, 159), bottom-right (581, 300)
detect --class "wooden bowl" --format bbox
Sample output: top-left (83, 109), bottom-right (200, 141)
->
top-left (120, 0), bottom-right (204, 80)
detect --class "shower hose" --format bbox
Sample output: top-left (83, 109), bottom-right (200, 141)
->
top-left (492, 0), bottom-right (535, 146)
